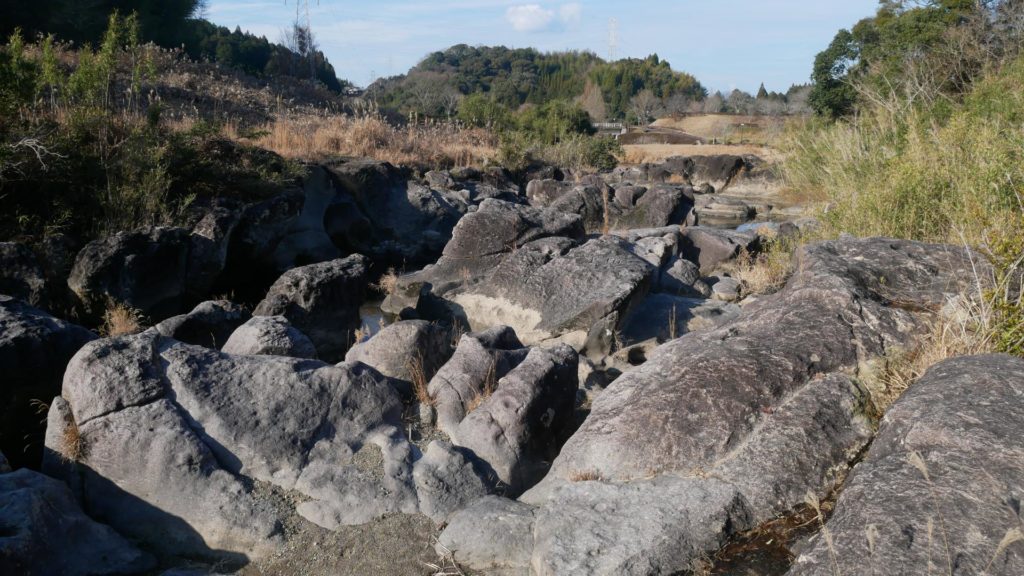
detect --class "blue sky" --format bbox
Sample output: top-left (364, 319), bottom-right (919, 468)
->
top-left (201, 1), bottom-right (879, 92)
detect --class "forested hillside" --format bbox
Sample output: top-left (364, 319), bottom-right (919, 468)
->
top-left (0, 0), bottom-right (347, 92)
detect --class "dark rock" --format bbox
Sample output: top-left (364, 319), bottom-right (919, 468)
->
top-left (220, 315), bottom-right (317, 359)
top-left (526, 179), bottom-right (574, 207)
top-left (0, 467), bottom-right (155, 575)
top-left (0, 296), bottom-right (96, 468)
top-left (679, 226), bottom-right (759, 273)
top-left (0, 242), bottom-right (49, 309)
top-left (268, 166), bottom-right (342, 271)
top-left (253, 254), bottom-right (368, 361)
top-left (789, 355), bottom-right (1024, 576)
top-left (154, 300), bottom-right (251, 349)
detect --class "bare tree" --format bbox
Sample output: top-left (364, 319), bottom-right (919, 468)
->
top-left (578, 80), bottom-right (607, 122)
top-left (703, 92), bottom-right (725, 114)
top-left (629, 89), bottom-right (663, 125)
top-left (440, 88), bottom-right (463, 120)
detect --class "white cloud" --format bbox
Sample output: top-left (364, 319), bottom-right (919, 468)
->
top-left (559, 3), bottom-right (583, 26)
top-left (505, 4), bottom-right (555, 32)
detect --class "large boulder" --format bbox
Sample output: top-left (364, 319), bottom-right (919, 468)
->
top-left (0, 296), bottom-right (96, 468)
top-left (325, 158), bottom-right (465, 264)
top-left (679, 226), bottom-right (760, 273)
top-left (0, 467), bottom-right (156, 575)
top-left (44, 331), bottom-right (422, 562)
top-left (440, 237), bottom-right (985, 574)
top-left (220, 189), bottom-right (304, 302)
top-left (253, 254), bottom-right (368, 361)
top-left (789, 355), bottom-right (1024, 576)
top-left (526, 179), bottom-right (573, 207)
top-left (394, 199), bottom-right (584, 297)
top-left (429, 326), bottom-right (531, 437)
top-left (153, 300), bottom-right (251, 349)
top-left (449, 236), bottom-right (655, 344)
top-left (220, 315), bottom-right (317, 359)
top-left (344, 320), bottom-right (453, 398)
top-left (413, 440), bottom-right (496, 524)
top-left (267, 166), bottom-right (342, 271)
top-left (68, 226), bottom-right (230, 321)
top-left (546, 185), bottom-right (692, 234)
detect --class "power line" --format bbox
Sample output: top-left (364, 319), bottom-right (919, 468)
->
top-left (608, 17), bottom-right (619, 62)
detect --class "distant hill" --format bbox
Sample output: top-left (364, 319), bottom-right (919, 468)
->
top-left (367, 45), bottom-right (707, 121)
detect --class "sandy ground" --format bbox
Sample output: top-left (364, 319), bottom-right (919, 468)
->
top-left (652, 114), bottom-right (788, 144)
top-left (621, 143), bottom-right (782, 165)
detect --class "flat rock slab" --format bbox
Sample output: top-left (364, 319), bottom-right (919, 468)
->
top-left (789, 355), bottom-right (1024, 576)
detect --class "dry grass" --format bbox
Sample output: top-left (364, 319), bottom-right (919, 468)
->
top-left (58, 417), bottom-right (85, 462)
top-left (719, 247), bottom-right (794, 298)
top-left (466, 358), bottom-right (498, 414)
top-left (372, 267), bottom-right (399, 296)
top-left (621, 143), bottom-right (781, 165)
top-left (653, 114), bottom-right (789, 146)
top-left (407, 353), bottom-right (435, 407)
top-left (101, 302), bottom-right (145, 336)
top-left (224, 114), bottom-right (498, 169)
top-left (568, 470), bottom-right (603, 482)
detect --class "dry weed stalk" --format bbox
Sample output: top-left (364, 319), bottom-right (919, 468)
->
top-left (372, 267), bottom-right (399, 296)
top-left (568, 470), bottom-right (603, 482)
top-left (668, 303), bottom-right (678, 340)
top-left (805, 491), bottom-right (841, 576)
top-left (407, 353), bottom-right (435, 407)
top-left (59, 417), bottom-right (85, 462)
top-left (466, 358), bottom-right (498, 413)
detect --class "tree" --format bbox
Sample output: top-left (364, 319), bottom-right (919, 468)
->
top-left (577, 79), bottom-right (607, 122)
top-left (809, 29), bottom-right (859, 118)
top-left (756, 83), bottom-right (768, 99)
top-left (629, 89), bottom-right (662, 125)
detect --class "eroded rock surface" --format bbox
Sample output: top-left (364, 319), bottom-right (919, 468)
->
top-left (789, 355), bottom-right (1024, 576)
top-left (221, 315), bottom-right (317, 359)
top-left (440, 237), bottom-right (985, 574)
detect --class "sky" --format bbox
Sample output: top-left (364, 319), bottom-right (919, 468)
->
top-left (201, 0), bottom-right (880, 93)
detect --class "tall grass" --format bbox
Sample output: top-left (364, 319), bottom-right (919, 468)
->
top-left (783, 57), bottom-right (1024, 360)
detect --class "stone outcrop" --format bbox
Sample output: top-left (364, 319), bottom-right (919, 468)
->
top-left (0, 295), bottom-right (96, 468)
top-left (789, 355), bottom-right (1024, 576)
top-left (439, 237), bottom-right (986, 574)
top-left (220, 315), bottom-right (317, 359)
top-left (344, 320), bottom-right (453, 398)
top-left (153, 300), bottom-right (251, 349)
top-left (253, 254), bottom-right (368, 361)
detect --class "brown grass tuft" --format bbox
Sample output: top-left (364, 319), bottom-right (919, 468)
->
top-left (101, 302), bottom-right (145, 336)
top-left (568, 470), bottom-right (603, 482)
top-left (59, 417), bottom-right (85, 462)
top-left (466, 358), bottom-right (498, 414)
top-left (407, 353), bottom-right (435, 407)
top-left (372, 267), bottom-right (400, 296)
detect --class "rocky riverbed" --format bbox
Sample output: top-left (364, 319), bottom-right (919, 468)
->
top-left (1, 154), bottom-right (1021, 576)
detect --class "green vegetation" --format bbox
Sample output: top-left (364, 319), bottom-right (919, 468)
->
top-left (0, 17), bottom-right (301, 242)
top-left (790, 0), bottom-right (1024, 356)
top-left (369, 45), bottom-right (706, 121)
top-left (1, 0), bottom-right (347, 93)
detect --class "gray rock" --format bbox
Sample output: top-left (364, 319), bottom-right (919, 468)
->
top-left (154, 300), bottom-right (251, 349)
top-left (0, 450), bottom-right (9, 473)
top-left (526, 179), bottom-right (574, 207)
top-left (429, 326), bottom-right (531, 437)
top-left (452, 236), bottom-right (655, 344)
top-left (0, 468), bottom-right (156, 575)
top-left (413, 441), bottom-right (496, 523)
top-left (708, 276), bottom-right (742, 302)
top-left (692, 194), bottom-right (758, 228)
top-left (452, 344), bottom-right (578, 494)
top-left (254, 254), bottom-right (368, 361)
top-left (0, 295), bottom-right (96, 468)
top-left (658, 256), bottom-right (712, 297)
top-left (441, 237), bottom-right (984, 573)
top-left (612, 185), bottom-right (693, 231)
top-left (226, 189), bottom-right (304, 269)
top-left (398, 199), bottom-right (584, 297)
top-left (437, 496), bottom-right (537, 573)
top-left (325, 159), bottom-right (466, 262)
top-left (679, 226), bottom-right (759, 273)
top-left (788, 355), bottom-right (1024, 576)
top-left (187, 202), bottom-right (240, 298)
top-left (267, 166), bottom-right (342, 271)
top-left (0, 242), bottom-right (49, 309)
top-left (220, 315), bottom-right (317, 359)
top-left (68, 227), bottom-right (194, 320)
top-left (345, 320), bottom-right (453, 397)
top-left (45, 332), bottom-right (427, 560)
